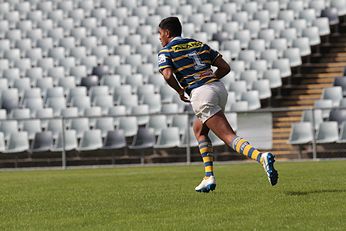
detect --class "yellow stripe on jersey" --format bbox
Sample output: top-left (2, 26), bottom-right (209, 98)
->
top-left (187, 75), bottom-right (215, 86)
top-left (176, 63), bottom-right (195, 72)
top-left (159, 49), bottom-right (173, 53)
top-left (171, 41), bottom-right (203, 52)
top-left (159, 65), bottom-right (172, 70)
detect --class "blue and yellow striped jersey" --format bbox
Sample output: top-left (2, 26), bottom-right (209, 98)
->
top-left (158, 37), bottom-right (221, 95)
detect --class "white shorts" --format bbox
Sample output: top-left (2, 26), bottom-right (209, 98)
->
top-left (190, 81), bottom-right (228, 123)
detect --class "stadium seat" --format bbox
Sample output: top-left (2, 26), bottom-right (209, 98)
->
top-left (95, 117), bottom-right (115, 138)
top-left (31, 131), bottom-right (53, 152)
top-left (230, 61), bottom-right (246, 80)
top-left (229, 81), bottom-right (247, 101)
top-left (272, 59), bottom-right (292, 78)
top-left (129, 127), bottom-right (156, 150)
top-left (118, 117), bottom-right (138, 137)
top-left (333, 77), bottom-right (346, 96)
top-left (70, 118), bottom-right (90, 139)
top-left (322, 87), bottom-right (343, 107)
top-left (331, 0), bottom-right (346, 16)
top-left (329, 109), bottom-right (346, 128)
top-left (288, 122), bottom-right (314, 144)
top-left (241, 91), bottom-right (261, 111)
top-left (5, 132), bottom-right (29, 153)
top-left (252, 80), bottom-right (272, 99)
top-left (240, 70), bottom-right (258, 90)
top-left (302, 27), bottom-right (321, 46)
top-left (1, 89), bottom-right (19, 111)
top-left (78, 130), bottom-right (103, 151)
top-left (0, 120), bottom-right (19, 141)
top-left (292, 37), bottom-right (312, 57)
top-left (46, 97), bottom-right (66, 116)
top-left (0, 133), bottom-right (5, 153)
top-left (131, 105), bottom-right (150, 126)
top-left (314, 99), bottom-right (334, 119)
top-left (148, 115), bottom-right (168, 136)
top-left (309, 0), bottom-right (326, 17)
top-left (51, 130), bottom-right (78, 152)
top-left (103, 129), bottom-right (127, 150)
top-left (321, 8), bottom-right (339, 26)
top-left (234, 30), bottom-right (251, 49)
top-left (84, 107), bottom-right (102, 127)
top-left (337, 122), bottom-right (346, 143)
top-left (316, 122), bottom-right (339, 144)
top-left (301, 109), bottom-right (323, 130)
top-left (35, 108), bottom-right (53, 130)
top-left (24, 98), bottom-right (44, 116)
top-left (283, 48), bottom-right (302, 67)
top-left (299, 9), bottom-right (317, 26)
top-left (161, 103), bottom-right (179, 125)
top-left (11, 109), bottom-right (31, 122)
top-left (154, 127), bottom-right (180, 148)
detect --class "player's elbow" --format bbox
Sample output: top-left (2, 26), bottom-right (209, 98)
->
top-left (222, 63), bottom-right (231, 75)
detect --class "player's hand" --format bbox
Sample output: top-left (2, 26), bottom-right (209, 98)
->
top-left (178, 89), bottom-right (190, 103)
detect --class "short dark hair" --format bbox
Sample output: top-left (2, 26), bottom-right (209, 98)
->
top-left (159, 17), bottom-right (182, 37)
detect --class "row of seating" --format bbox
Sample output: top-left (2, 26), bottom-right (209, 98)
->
top-left (0, 125), bottom-right (226, 153)
top-left (289, 121), bottom-right (346, 144)
top-left (289, 87), bottom-right (346, 144)
top-left (0, 112), bottom-right (237, 138)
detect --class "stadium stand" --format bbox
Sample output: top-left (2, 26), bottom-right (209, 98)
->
top-left (0, 0), bottom-right (346, 167)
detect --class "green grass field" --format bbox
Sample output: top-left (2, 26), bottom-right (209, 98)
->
top-left (0, 160), bottom-right (345, 231)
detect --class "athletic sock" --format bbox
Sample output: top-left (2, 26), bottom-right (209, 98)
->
top-left (230, 136), bottom-right (263, 164)
top-left (198, 138), bottom-right (214, 177)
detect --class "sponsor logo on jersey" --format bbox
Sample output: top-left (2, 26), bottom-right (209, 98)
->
top-left (172, 41), bottom-right (203, 52)
top-left (158, 54), bottom-right (166, 65)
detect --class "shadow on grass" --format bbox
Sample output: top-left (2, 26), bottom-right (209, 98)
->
top-left (285, 189), bottom-right (346, 196)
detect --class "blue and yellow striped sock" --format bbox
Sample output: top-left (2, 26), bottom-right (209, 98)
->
top-left (231, 136), bottom-right (263, 164)
top-left (198, 139), bottom-right (214, 177)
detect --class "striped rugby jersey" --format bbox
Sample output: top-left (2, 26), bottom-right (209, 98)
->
top-left (158, 37), bottom-right (221, 95)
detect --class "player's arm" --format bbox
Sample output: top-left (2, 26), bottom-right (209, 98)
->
top-left (160, 68), bottom-right (190, 103)
top-left (212, 56), bottom-right (231, 80)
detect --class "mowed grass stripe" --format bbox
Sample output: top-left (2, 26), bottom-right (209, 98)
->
top-left (0, 161), bottom-right (345, 231)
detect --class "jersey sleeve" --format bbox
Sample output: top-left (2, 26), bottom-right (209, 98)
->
top-left (157, 50), bottom-right (173, 71)
top-left (205, 44), bottom-right (222, 64)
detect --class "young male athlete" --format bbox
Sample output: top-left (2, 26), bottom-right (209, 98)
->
top-left (157, 17), bottom-right (278, 193)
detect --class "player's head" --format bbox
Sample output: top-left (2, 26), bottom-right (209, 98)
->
top-left (158, 17), bottom-right (182, 47)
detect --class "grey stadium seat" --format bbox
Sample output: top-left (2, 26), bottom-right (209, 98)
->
top-left (337, 122), bottom-right (346, 143)
top-left (31, 131), bottom-right (53, 152)
top-left (95, 117), bottom-right (115, 138)
top-left (51, 130), bottom-right (78, 152)
top-left (322, 87), bottom-right (343, 107)
top-left (301, 109), bottom-right (323, 130)
top-left (288, 122), bottom-right (313, 145)
top-left (316, 122), bottom-right (339, 144)
top-left (129, 127), bottom-right (156, 150)
top-left (314, 99), bottom-right (333, 119)
top-left (70, 118), bottom-right (90, 139)
top-left (154, 127), bottom-right (180, 149)
top-left (148, 115), bottom-right (168, 136)
top-left (241, 91), bottom-right (261, 111)
top-left (5, 132), bottom-right (29, 153)
top-left (103, 129), bottom-right (127, 150)
top-left (78, 130), bottom-right (103, 151)
top-left (118, 117), bottom-right (138, 137)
